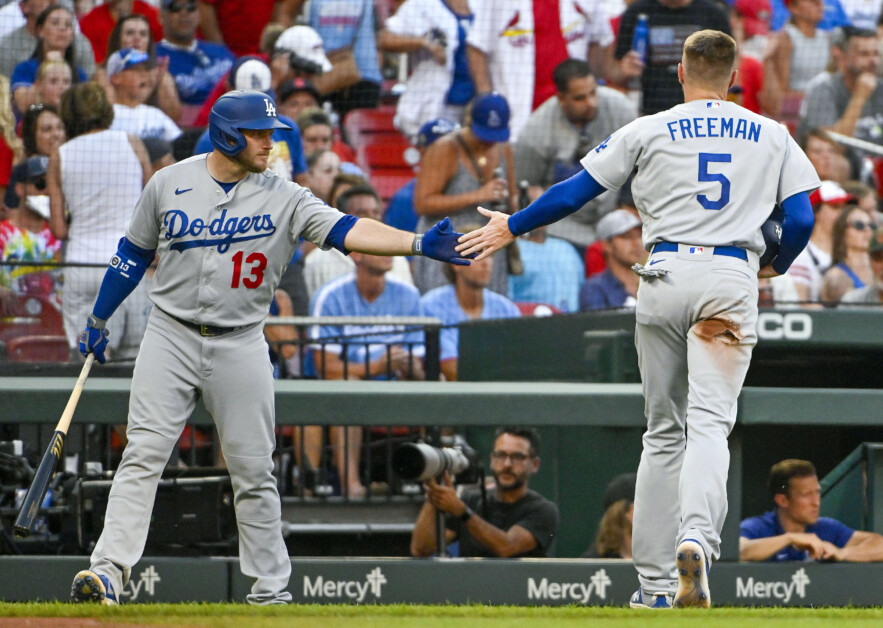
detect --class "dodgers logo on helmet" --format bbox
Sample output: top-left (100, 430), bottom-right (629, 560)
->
top-left (209, 90), bottom-right (291, 157)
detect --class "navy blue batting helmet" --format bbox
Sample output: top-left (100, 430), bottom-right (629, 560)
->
top-left (209, 90), bottom-right (291, 157)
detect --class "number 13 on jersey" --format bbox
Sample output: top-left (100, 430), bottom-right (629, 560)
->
top-left (231, 251), bottom-right (267, 288)
top-left (697, 153), bottom-right (731, 210)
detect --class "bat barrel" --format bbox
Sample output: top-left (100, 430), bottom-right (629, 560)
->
top-left (13, 431), bottom-right (65, 538)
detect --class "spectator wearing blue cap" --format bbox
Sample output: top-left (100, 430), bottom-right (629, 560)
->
top-left (413, 93), bottom-right (515, 295)
top-left (108, 48), bottom-right (182, 142)
top-left (156, 0), bottom-right (234, 128)
top-left (384, 117), bottom-right (458, 234)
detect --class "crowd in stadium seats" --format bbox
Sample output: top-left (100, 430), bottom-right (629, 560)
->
top-left (1, 0), bottom-right (883, 370)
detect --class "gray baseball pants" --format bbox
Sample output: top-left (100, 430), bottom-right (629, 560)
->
top-left (89, 307), bottom-right (291, 604)
top-left (631, 249), bottom-right (758, 595)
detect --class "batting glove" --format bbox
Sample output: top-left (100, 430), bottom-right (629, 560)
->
top-left (418, 218), bottom-right (477, 266)
top-left (79, 315), bottom-right (109, 364)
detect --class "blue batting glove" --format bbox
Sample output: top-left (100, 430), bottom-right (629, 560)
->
top-left (79, 315), bottom-right (108, 364)
top-left (420, 218), bottom-right (478, 266)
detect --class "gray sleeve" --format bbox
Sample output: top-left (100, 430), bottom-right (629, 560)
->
top-left (580, 118), bottom-right (643, 191)
top-left (73, 33), bottom-right (95, 78)
top-left (513, 141), bottom-right (548, 187)
top-left (126, 174), bottom-right (161, 250)
top-left (799, 76), bottom-right (837, 135)
top-left (289, 186), bottom-right (348, 249)
top-left (778, 129), bottom-right (821, 203)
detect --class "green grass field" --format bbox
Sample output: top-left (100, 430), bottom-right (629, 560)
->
top-left (1, 604), bottom-right (883, 627)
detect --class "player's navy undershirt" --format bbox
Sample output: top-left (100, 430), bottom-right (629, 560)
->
top-left (212, 178), bottom-right (238, 194)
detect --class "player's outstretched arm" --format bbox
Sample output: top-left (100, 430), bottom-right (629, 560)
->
top-left (79, 237), bottom-right (156, 363)
top-left (457, 169), bottom-right (608, 261)
top-left (343, 216), bottom-right (475, 265)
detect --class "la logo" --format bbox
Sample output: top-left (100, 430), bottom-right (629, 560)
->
top-left (264, 99), bottom-right (277, 117)
top-left (487, 110), bottom-right (502, 128)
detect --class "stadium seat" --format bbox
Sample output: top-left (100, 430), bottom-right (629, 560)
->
top-left (515, 302), bottom-right (562, 317)
top-left (371, 171), bottom-right (413, 204)
top-left (0, 292), bottom-right (65, 345)
top-left (356, 140), bottom-right (412, 171)
top-left (343, 107), bottom-right (401, 150)
top-left (6, 335), bottom-right (70, 362)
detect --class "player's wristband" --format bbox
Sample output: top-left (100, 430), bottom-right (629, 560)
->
top-left (459, 506), bottom-right (474, 523)
top-left (87, 314), bottom-right (107, 329)
top-left (411, 234), bottom-right (423, 256)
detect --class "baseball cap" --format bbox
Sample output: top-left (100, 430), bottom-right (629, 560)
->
top-left (869, 227), bottom-right (883, 254)
top-left (597, 209), bottom-right (642, 240)
top-left (230, 56), bottom-right (272, 92)
top-left (3, 155), bottom-right (49, 212)
top-left (277, 77), bottom-right (321, 105)
top-left (415, 118), bottom-right (458, 148)
top-left (809, 181), bottom-right (853, 208)
top-left (275, 26), bottom-right (333, 73)
top-left (603, 472), bottom-right (637, 511)
top-left (735, 0), bottom-right (771, 38)
top-left (107, 48), bottom-right (150, 77)
top-left (470, 92), bottom-right (510, 143)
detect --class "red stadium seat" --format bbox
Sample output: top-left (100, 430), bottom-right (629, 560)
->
top-left (515, 302), bottom-right (562, 317)
top-left (371, 171), bottom-right (413, 203)
top-left (6, 335), bottom-right (70, 362)
top-left (0, 292), bottom-right (65, 345)
top-left (343, 107), bottom-right (402, 150)
top-left (356, 140), bottom-right (412, 171)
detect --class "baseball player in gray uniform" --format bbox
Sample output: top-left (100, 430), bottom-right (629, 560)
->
top-left (458, 30), bottom-right (820, 608)
top-left (69, 90), bottom-right (473, 605)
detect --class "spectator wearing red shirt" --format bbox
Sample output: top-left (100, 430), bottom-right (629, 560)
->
top-left (197, 0), bottom-right (297, 57)
top-left (80, 0), bottom-right (163, 64)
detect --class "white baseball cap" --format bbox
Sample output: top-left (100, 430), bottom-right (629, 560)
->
top-left (597, 209), bottom-right (642, 241)
top-left (274, 26), bottom-right (333, 73)
top-left (231, 57), bottom-right (272, 92)
top-left (809, 180), bottom-right (852, 207)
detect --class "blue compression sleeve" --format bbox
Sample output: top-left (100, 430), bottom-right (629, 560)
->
top-left (772, 192), bottom-right (814, 275)
top-left (508, 170), bottom-right (609, 237)
top-left (92, 237), bottom-right (156, 320)
top-left (326, 214), bottom-right (359, 254)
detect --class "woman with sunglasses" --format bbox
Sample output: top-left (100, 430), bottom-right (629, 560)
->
top-left (821, 205), bottom-right (877, 304)
top-left (93, 14), bottom-right (181, 125)
top-left (11, 5), bottom-right (86, 113)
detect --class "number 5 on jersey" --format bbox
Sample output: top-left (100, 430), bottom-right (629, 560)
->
top-left (697, 153), bottom-right (731, 210)
top-left (231, 251), bottom-right (267, 288)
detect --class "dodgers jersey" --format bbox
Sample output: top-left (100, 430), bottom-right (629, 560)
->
top-left (581, 100), bottom-right (820, 254)
top-left (126, 154), bottom-right (345, 326)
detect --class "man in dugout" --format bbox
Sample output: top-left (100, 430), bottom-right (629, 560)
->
top-left (410, 426), bottom-right (559, 558)
top-left (740, 459), bottom-right (883, 562)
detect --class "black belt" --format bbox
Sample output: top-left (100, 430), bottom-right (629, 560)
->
top-left (159, 308), bottom-right (247, 337)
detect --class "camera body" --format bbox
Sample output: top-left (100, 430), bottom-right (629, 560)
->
top-left (393, 434), bottom-right (481, 484)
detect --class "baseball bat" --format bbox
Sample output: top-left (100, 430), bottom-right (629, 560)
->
top-left (13, 353), bottom-right (96, 538)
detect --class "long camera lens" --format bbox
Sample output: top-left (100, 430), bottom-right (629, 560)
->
top-left (393, 443), bottom-right (470, 482)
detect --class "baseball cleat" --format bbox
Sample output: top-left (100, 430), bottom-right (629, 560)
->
top-left (629, 588), bottom-right (673, 609)
top-left (673, 539), bottom-right (711, 608)
top-left (71, 569), bottom-right (118, 605)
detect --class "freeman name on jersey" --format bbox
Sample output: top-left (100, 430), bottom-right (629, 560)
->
top-left (666, 117), bottom-right (761, 143)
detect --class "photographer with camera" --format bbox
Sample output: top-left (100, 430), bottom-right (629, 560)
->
top-left (409, 427), bottom-right (559, 558)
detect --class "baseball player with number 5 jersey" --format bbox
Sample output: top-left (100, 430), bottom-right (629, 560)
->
top-left (459, 31), bottom-right (820, 608)
top-left (69, 90), bottom-right (474, 605)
